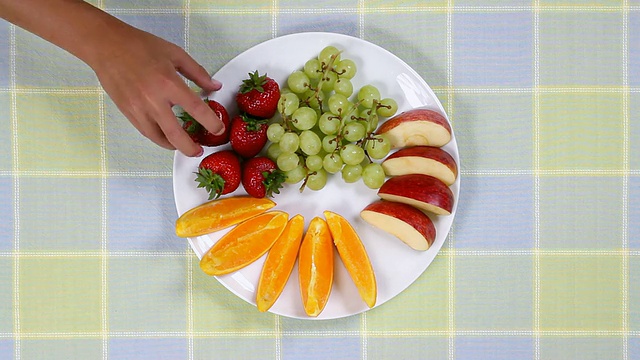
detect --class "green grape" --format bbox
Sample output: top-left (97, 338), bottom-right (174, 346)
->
top-left (365, 134), bottom-right (391, 160)
top-left (305, 154), bottom-right (323, 171)
top-left (287, 70), bottom-right (310, 94)
top-left (279, 132), bottom-right (300, 153)
top-left (342, 121), bottom-right (366, 142)
top-left (304, 58), bottom-right (322, 80)
top-left (334, 78), bottom-right (353, 97)
top-left (285, 165), bottom-right (307, 184)
top-left (267, 123), bottom-right (285, 143)
top-left (327, 93), bottom-right (350, 115)
top-left (276, 152), bottom-right (300, 172)
top-left (357, 84), bottom-right (381, 108)
top-left (377, 98), bottom-right (399, 117)
top-left (266, 142), bottom-right (282, 161)
top-left (341, 164), bottom-right (363, 183)
top-left (335, 59), bottom-right (357, 79)
top-left (291, 107), bottom-right (317, 131)
top-left (318, 113), bottom-right (340, 135)
top-left (323, 153), bottom-right (343, 174)
top-left (322, 135), bottom-right (340, 153)
top-left (301, 89), bottom-right (324, 109)
top-left (277, 92), bottom-right (300, 116)
top-left (362, 162), bottom-right (386, 189)
top-left (299, 130), bottom-right (322, 156)
top-left (318, 46), bottom-right (341, 66)
top-left (321, 71), bottom-right (338, 92)
top-left (340, 143), bottom-right (365, 165)
top-left (306, 169), bottom-right (328, 191)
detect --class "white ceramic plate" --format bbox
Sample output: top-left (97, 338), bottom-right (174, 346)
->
top-left (173, 32), bottom-right (460, 320)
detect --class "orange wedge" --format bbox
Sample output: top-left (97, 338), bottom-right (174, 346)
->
top-left (324, 211), bottom-right (377, 308)
top-left (176, 196), bottom-right (276, 237)
top-left (298, 216), bottom-right (334, 317)
top-left (199, 211), bottom-right (289, 276)
top-left (256, 214), bottom-right (305, 312)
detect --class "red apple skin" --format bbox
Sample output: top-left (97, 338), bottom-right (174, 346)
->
top-left (361, 200), bottom-right (436, 250)
top-left (382, 146), bottom-right (458, 185)
top-left (377, 174), bottom-right (454, 215)
top-left (376, 108), bottom-right (452, 148)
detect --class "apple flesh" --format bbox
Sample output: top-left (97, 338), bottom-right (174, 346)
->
top-left (381, 146), bottom-right (458, 186)
top-left (376, 108), bottom-right (452, 148)
top-left (377, 174), bottom-right (454, 215)
top-left (361, 200), bottom-right (436, 251)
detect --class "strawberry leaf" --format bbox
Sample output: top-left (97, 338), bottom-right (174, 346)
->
top-left (194, 168), bottom-right (226, 200)
top-left (262, 169), bottom-right (286, 198)
top-left (241, 114), bottom-right (269, 132)
top-left (239, 70), bottom-right (268, 94)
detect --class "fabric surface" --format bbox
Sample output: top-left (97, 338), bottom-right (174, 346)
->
top-left (1, 1), bottom-right (639, 359)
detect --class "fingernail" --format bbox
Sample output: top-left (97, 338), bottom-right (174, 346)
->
top-left (195, 147), bottom-right (204, 157)
top-left (211, 79), bottom-right (222, 89)
top-left (213, 124), bottom-right (226, 136)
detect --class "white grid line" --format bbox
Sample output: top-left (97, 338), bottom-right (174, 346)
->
top-left (272, 0), bottom-right (278, 39)
top-left (533, 1), bottom-right (541, 359)
top-left (622, 1), bottom-right (630, 359)
top-left (98, 89), bottom-right (109, 360)
top-left (98, 6), bottom-right (640, 14)
top-left (2, 330), bottom-right (640, 338)
top-left (10, 22), bottom-right (21, 360)
top-left (446, 0), bottom-right (455, 357)
top-left (0, 170), bottom-right (172, 177)
top-left (460, 170), bottom-right (640, 176)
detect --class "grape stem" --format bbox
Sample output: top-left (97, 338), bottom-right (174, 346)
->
top-left (305, 51), bottom-right (342, 113)
top-left (299, 170), bottom-right (316, 192)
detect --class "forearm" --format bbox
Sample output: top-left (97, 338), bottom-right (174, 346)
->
top-left (0, 0), bottom-right (132, 68)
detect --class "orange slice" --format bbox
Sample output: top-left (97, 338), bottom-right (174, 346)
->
top-left (256, 214), bottom-right (305, 312)
top-left (176, 196), bottom-right (276, 237)
top-left (298, 216), bottom-right (334, 317)
top-left (324, 211), bottom-right (377, 308)
top-left (199, 211), bottom-right (289, 276)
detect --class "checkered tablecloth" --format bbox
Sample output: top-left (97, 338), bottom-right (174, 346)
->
top-left (1, 0), bottom-right (639, 359)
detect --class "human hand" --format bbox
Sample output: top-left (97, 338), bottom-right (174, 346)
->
top-left (90, 25), bottom-right (223, 157)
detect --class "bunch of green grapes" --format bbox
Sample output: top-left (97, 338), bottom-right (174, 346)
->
top-left (266, 45), bottom-right (399, 191)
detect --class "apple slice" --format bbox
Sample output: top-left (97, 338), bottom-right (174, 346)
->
top-left (361, 200), bottom-right (436, 251)
top-left (376, 108), bottom-right (452, 148)
top-left (381, 146), bottom-right (458, 186)
top-left (377, 174), bottom-right (454, 215)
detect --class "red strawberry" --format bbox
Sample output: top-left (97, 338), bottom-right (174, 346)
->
top-left (229, 114), bottom-right (268, 158)
top-left (236, 71), bottom-right (280, 119)
top-left (242, 157), bottom-right (286, 198)
top-left (195, 150), bottom-right (241, 200)
top-left (180, 100), bottom-right (231, 147)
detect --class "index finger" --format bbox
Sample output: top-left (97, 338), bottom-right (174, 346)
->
top-left (171, 79), bottom-right (225, 136)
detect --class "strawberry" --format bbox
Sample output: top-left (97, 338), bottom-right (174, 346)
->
top-left (229, 114), bottom-right (268, 158)
top-left (236, 71), bottom-right (280, 119)
top-left (195, 150), bottom-right (241, 200)
top-left (180, 100), bottom-right (231, 147)
top-left (242, 157), bottom-right (286, 198)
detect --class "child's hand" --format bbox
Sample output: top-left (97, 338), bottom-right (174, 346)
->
top-left (91, 26), bottom-right (223, 157)
top-left (1, 0), bottom-right (224, 157)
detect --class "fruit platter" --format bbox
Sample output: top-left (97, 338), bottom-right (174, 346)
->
top-left (173, 32), bottom-right (460, 319)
